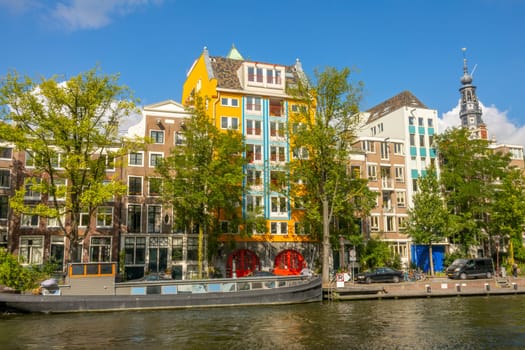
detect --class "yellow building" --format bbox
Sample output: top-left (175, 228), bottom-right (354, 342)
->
top-left (182, 46), bottom-right (317, 277)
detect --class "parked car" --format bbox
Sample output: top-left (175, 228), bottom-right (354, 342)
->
top-left (356, 267), bottom-right (404, 284)
top-left (446, 258), bottom-right (494, 279)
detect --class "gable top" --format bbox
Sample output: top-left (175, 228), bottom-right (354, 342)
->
top-left (143, 100), bottom-right (187, 113)
top-left (206, 49), bottom-right (302, 91)
top-left (366, 90), bottom-right (427, 123)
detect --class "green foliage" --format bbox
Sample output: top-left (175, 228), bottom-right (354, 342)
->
top-left (0, 248), bottom-right (48, 291)
top-left (156, 97), bottom-right (246, 277)
top-left (287, 66), bottom-right (375, 284)
top-left (359, 238), bottom-right (399, 270)
top-left (0, 67), bottom-right (141, 263)
top-left (406, 165), bottom-right (449, 244)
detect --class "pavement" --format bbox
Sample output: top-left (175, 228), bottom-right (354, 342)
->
top-left (323, 276), bottom-right (525, 300)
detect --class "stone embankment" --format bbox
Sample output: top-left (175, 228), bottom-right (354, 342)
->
top-left (324, 276), bottom-right (525, 301)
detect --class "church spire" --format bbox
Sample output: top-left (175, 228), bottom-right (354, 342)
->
top-left (459, 48), bottom-right (486, 138)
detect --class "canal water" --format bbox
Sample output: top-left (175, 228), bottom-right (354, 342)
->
top-left (1, 295), bottom-right (525, 349)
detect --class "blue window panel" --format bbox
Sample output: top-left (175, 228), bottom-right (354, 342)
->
top-left (410, 147), bottom-right (417, 156)
top-left (418, 127), bottom-right (425, 134)
top-left (408, 125), bottom-right (416, 134)
top-left (421, 170), bottom-right (427, 177)
top-left (420, 148), bottom-right (427, 157)
top-left (428, 128), bottom-right (435, 135)
top-left (131, 287), bottom-right (146, 295)
top-left (411, 169), bottom-right (419, 178)
top-left (429, 148), bottom-right (436, 157)
top-left (162, 285), bottom-right (177, 294)
top-left (207, 284), bottom-right (222, 292)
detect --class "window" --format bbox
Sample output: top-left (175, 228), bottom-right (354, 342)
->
top-left (294, 222), bottom-right (311, 235)
top-left (90, 237), bottom-right (111, 262)
top-left (428, 135), bottom-right (434, 148)
top-left (428, 119), bottom-right (434, 127)
top-left (246, 195), bottom-right (263, 213)
top-left (0, 169), bottom-right (9, 188)
top-left (175, 132), bottom-right (186, 145)
top-left (271, 196), bottom-right (287, 215)
top-left (19, 236), bottom-right (43, 265)
top-left (127, 205), bottom-right (142, 233)
top-left (96, 206), bottom-right (113, 227)
top-left (150, 130), bottom-right (164, 144)
top-left (270, 146), bottom-right (286, 162)
top-left (270, 170), bottom-right (286, 188)
top-left (125, 237), bottom-right (146, 264)
top-left (128, 176), bottom-right (142, 195)
top-left (370, 216), bottom-right (379, 232)
top-left (149, 178), bottom-right (162, 196)
top-left (350, 166), bottom-right (361, 179)
top-left (172, 237), bottom-right (183, 261)
top-left (270, 222), bottom-right (288, 235)
top-left (21, 212), bottom-right (39, 227)
top-left (246, 96), bottom-right (262, 112)
top-left (396, 191), bottom-right (406, 207)
top-left (221, 117), bottom-right (239, 130)
top-left (147, 205), bottom-right (161, 233)
top-left (362, 140), bottom-right (375, 153)
top-left (367, 165), bottom-right (377, 181)
top-left (418, 117), bottom-right (424, 126)
top-left (380, 142), bottom-right (389, 160)
top-left (246, 169), bottom-right (262, 186)
top-left (398, 217), bottom-right (407, 231)
top-left (0, 147), bottom-right (12, 159)
top-left (149, 152), bottom-right (163, 167)
top-left (408, 117), bottom-right (415, 125)
top-left (187, 237), bottom-right (198, 261)
top-left (248, 66), bottom-right (263, 83)
top-left (129, 152), bottom-right (143, 166)
top-left (419, 135), bottom-right (425, 147)
top-left (395, 167), bottom-right (405, 182)
top-left (25, 151), bottom-right (35, 167)
top-left (221, 97), bottom-right (239, 107)
top-left (393, 143), bottom-right (404, 155)
top-left (266, 69), bottom-right (282, 85)
top-left (292, 147), bottom-right (309, 160)
top-left (246, 144), bottom-right (262, 163)
top-left (269, 99), bottom-right (283, 117)
top-left (0, 195), bottom-right (8, 219)
top-left (270, 121), bottom-right (285, 137)
top-left (80, 209), bottom-right (90, 227)
top-left (24, 179), bottom-right (41, 200)
top-left (47, 211), bottom-right (65, 228)
top-left (100, 154), bottom-right (115, 171)
top-left (246, 120), bottom-right (261, 136)
top-left (386, 216), bottom-right (395, 231)
top-left (410, 134), bottom-right (415, 146)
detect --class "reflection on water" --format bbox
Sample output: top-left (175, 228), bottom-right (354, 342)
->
top-left (2, 296), bottom-right (525, 349)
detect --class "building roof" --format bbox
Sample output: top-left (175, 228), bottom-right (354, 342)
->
top-left (366, 90), bottom-right (427, 123)
top-left (206, 47), bottom-right (303, 92)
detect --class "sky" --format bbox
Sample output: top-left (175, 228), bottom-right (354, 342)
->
top-left (1, 0), bottom-right (524, 146)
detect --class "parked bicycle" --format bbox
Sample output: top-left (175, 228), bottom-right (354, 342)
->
top-left (404, 269), bottom-right (427, 281)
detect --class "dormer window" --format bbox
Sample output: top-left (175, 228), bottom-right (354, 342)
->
top-left (248, 67), bottom-right (263, 83)
top-left (246, 64), bottom-right (284, 89)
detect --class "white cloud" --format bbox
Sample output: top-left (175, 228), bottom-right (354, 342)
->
top-left (0, 0), bottom-right (41, 13)
top-left (50, 0), bottom-right (163, 31)
top-left (439, 101), bottom-right (525, 148)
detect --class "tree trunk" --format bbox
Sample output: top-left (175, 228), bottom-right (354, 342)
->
top-left (322, 198), bottom-right (331, 285)
top-left (429, 243), bottom-right (434, 276)
top-left (198, 223), bottom-right (203, 279)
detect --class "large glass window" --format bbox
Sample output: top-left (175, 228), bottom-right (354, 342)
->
top-left (271, 196), bottom-right (287, 214)
top-left (246, 144), bottom-right (262, 163)
top-left (128, 176), bottom-right (142, 195)
top-left (129, 152), bottom-right (143, 166)
top-left (21, 212), bottom-right (39, 227)
top-left (19, 236), bottom-right (44, 265)
top-left (246, 119), bottom-right (261, 136)
top-left (187, 237), bottom-right (198, 261)
top-left (147, 205), bottom-right (161, 233)
top-left (270, 146), bottom-right (286, 162)
top-left (220, 117), bottom-right (239, 130)
top-left (127, 204), bottom-right (142, 233)
top-left (0, 195), bottom-right (8, 219)
top-left (172, 237), bottom-right (183, 261)
top-left (270, 222), bottom-right (288, 235)
top-left (0, 169), bottom-right (10, 188)
top-left (149, 153), bottom-right (163, 167)
top-left (246, 169), bottom-right (262, 186)
top-left (90, 237), bottom-right (111, 262)
top-left (246, 97), bottom-right (262, 112)
top-left (125, 237), bottom-right (146, 265)
top-left (0, 147), bottom-right (12, 159)
top-left (270, 121), bottom-right (285, 137)
top-left (246, 195), bottom-right (263, 213)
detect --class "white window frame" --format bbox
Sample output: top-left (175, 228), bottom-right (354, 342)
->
top-left (270, 146), bottom-right (286, 162)
top-left (367, 165), bottom-right (377, 181)
top-left (393, 143), bottom-right (404, 155)
top-left (270, 222), bottom-right (288, 235)
top-left (246, 144), bottom-right (262, 163)
top-left (129, 152), bottom-right (144, 167)
top-left (150, 130), bottom-right (165, 144)
top-left (395, 166), bottom-right (405, 182)
top-left (21, 212), bottom-right (39, 227)
top-left (396, 191), bottom-right (406, 208)
top-left (221, 97), bottom-right (239, 107)
top-left (19, 236), bottom-right (44, 265)
top-left (96, 206), bottom-right (113, 228)
top-left (246, 96), bottom-right (262, 113)
top-left (370, 216), bottom-right (379, 232)
top-left (220, 116), bottom-right (239, 130)
top-left (149, 152), bottom-right (164, 168)
top-left (270, 121), bottom-right (286, 138)
top-left (270, 196), bottom-right (288, 216)
top-left (128, 176), bottom-right (143, 196)
top-left (246, 119), bottom-right (262, 136)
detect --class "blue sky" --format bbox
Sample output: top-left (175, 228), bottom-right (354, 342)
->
top-left (1, 0), bottom-right (524, 146)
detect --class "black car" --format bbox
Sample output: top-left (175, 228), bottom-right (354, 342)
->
top-left (356, 267), bottom-right (404, 284)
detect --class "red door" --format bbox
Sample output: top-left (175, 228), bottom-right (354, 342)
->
top-left (226, 249), bottom-right (260, 277)
top-left (273, 250), bottom-right (305, 275)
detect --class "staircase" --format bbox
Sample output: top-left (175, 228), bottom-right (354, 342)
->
top-left (496, 277), bottom-right (511, 288)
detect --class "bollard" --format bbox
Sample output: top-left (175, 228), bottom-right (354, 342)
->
top-left (484, 283), bottom-right (490, 292)
top-left (513, 283), bottom-right (518, 290)
top-left (456, 284), bottom-right (461, 292)
top-left (425, 284), bottom-right (431, 293)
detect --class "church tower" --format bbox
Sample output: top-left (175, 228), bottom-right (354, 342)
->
top-left (459, 48), bottom-right (487, 139)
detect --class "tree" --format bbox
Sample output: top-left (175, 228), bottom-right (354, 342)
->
top-left (405, 165), bottom-right (449, 275)
top-left (0, 248), bottom-right (49, 291)
top-left (288, 66), bottom-right (375, 285)
top-left (436, 127), bottom-right (509, 256)
top-left (156, 97), bottom-right (245, 278)
top-left (489, 168), bottom-right (525, 263)
top-left (0, 67), bottom-right (140, 264)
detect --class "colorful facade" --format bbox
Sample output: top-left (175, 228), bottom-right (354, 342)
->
top-left (182, 46), bottom-right (317, 277)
